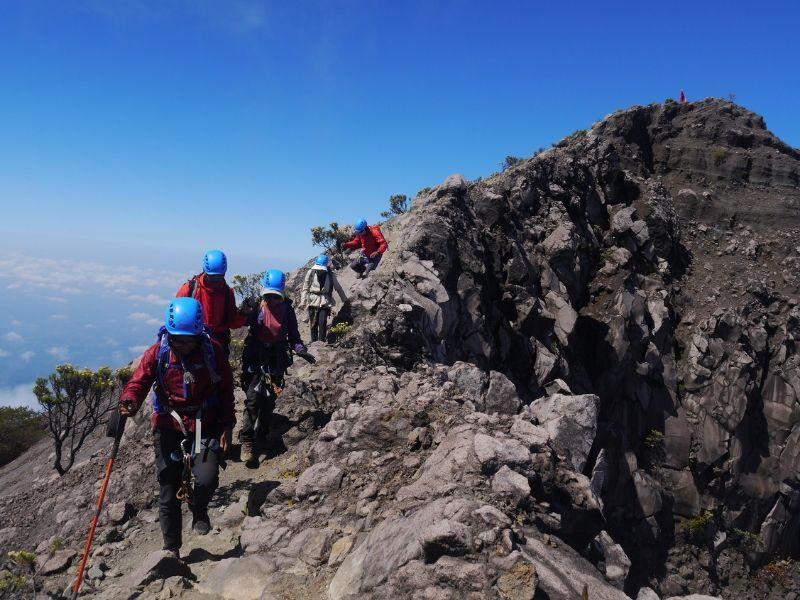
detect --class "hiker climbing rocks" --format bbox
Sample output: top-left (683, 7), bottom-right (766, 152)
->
top-left (301, 254), bottom-right (348, 343)
top-left (176, 249), bottom-right (250, 355)
top-left (119, 297), bottom-right (235, 558)
top-left (344, 218), bottom-right (388, 278)
top-left (240, 269), bottom-right (313, 466)
top-left (679, 89), bottom-right (687, 104)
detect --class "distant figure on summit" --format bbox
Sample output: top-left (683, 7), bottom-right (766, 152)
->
top-left (344, 219), bottom-right (388, 279)
top-left (301, 254), bottom-right (348, 343)
top-left (176, 250), bottom-right (250, 356)
top-left (679, 89), bottom-right (687, 104)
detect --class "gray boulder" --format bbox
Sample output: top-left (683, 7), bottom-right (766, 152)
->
top-left (528, 393), bottom-right (599, 471)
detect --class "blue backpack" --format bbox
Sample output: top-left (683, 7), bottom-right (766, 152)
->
top-left (151, 325), bottom-right (222, 415)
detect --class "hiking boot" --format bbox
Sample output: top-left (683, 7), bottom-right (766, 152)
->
top-left (241, 440), bottom-right (257, 466)
top-left (192, 512), bottom-right (211, 536)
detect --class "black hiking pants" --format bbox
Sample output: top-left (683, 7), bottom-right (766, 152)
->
top-left (349, 253), bottom-right (382, 278)
top-left (154, 428), bottom-right (221, 551)
top-left (308, 306), bottom-right (330, 342)
top-left (241, 376), bottom-right (277, 442)
top-left (239, 339), bottom-right (288, 442)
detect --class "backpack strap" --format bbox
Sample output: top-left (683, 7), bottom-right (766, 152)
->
top-left (154, 326), bottom-right (221, 414)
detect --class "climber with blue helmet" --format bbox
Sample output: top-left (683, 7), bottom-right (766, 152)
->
top-left (301, 254), bottom-right (348, 343)
top-left (343, 219), bottom-right (388, 278)
top-left (176, 250), bottom-right (251, 356)
top-left (119, 297), bottom-right (235, 556)
top-left (239, 269), bottom-right (312, 466)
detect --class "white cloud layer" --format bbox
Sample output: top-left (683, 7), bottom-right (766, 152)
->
top-left (0, 253), bottom-right (182, 299)
top-left (47, 346), bottom-right (69, 360)
top-left (21, 350), bottom-right (35, 362)
top-left (4, 332), bottom-right (23, 343)
top-left (128, 312), bottom-right (161, 326)
top-left (0, 383), bottom-right (38, 410)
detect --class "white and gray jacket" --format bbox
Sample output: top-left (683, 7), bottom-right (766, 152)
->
top-left (301, 265), bottom-right (348, 309)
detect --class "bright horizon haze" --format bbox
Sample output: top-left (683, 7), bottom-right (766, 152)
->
top-left (1, 0), bottom-right (799, 407)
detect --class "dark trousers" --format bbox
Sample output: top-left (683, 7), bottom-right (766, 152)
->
top-left (349, 253), bottom-right (382, 277)
top-left (239, 340), bottom-right (287, 442)
top-left (240, 375), bottom-right (277, 442)
top-left (308, 306), bottom-right (330, 342)
top-left (153, 428), bottom-right (220, 551)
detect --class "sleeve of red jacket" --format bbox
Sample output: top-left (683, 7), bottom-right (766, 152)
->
top-left (216, 348), bottom-right (236, 428)
top-left (176, 282), bottom-right (190, 298)
top-left (373, 227), bottom-right (388, 254)
top-left (225, 287), bottom-right (249, 329)
top-left (119, 346), bottom-right (158, 413)
top-left (343, 235), bottom-right (361, 250)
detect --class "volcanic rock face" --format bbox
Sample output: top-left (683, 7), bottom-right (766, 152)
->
top-left (1, 98), bottom-right (799, 599)
top-left (334, 98), bottom-right (800, 596)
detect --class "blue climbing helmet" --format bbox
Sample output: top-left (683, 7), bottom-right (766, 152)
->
top-left (315, 254), bottom-right (330, 267)
top-left (261, 269), bottom-right (286, 298)
top-left (164, 298), bottom-right (204, 336)
top-left (354, 219), bottom-right (368, 233)
top-left (203, 249), bottom-right (227, 275)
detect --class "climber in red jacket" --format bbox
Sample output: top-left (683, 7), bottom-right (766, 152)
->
top-left (176, 249), bottom-right (250, 355)
top-left (343, 219), bottom-right (388, 278)
top-left (119, 297), bottom-right (235, 557)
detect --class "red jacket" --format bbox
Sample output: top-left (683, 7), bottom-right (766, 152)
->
top-left (120, 340), bottom-right (236, 433)
top-left (343, 225), bottom-right (388, 256)
top-left (176, 274), bottom-right (248, 335)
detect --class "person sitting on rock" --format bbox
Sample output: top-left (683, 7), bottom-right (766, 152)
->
top-left (301, 254), bottom-right (348, 343)
top-left (343, 218), bottom-right (388, 278)
top-left (176, 249), bottom-right (250, 356)
top-left (119, 297), bottom-right (235, 559)
top-left (240, 269), bottom-right (309, 466)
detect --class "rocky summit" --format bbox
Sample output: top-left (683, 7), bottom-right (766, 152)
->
top-left (2, 97), bottom-right (800, 599)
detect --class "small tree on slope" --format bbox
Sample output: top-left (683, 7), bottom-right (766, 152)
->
top-left (34, 365), bottom-right (117, 475)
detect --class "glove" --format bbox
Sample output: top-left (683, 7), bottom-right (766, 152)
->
top-left (293, 343), bottom-right (307, 354)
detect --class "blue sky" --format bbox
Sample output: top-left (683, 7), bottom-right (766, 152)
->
top-left (1, 0), bottom-right (799, 407)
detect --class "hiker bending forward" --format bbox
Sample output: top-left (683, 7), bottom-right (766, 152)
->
top-left (344, 219), bottom-right (388, 278)
top-left (176, 249), bottom-right (250, 356)
top-left (301, 254), bottom-right (347, 342)
top-left (119, 297), bottom-right (235, 557)
top-left (240, 269), bottom-right (307, 464)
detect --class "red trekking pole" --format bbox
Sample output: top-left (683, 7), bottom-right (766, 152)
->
top-left (71, 413), bottom-right (127, 598)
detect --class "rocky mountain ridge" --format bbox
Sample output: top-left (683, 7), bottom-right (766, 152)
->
top-left (2, 97), bottom-right (800, 599)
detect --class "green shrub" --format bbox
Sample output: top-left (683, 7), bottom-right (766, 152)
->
top-left (229, 339), bottom-right (245, 372)
top-left (0, 571), bottom-right (28, 592)
top-left (643, 429), bottom-right (664, 449)
top-left (730, 528), bottom-right (762, 552)
top-left (501, 156), bottom-right (523, 171)
top-left (310, 222), bottom-right (354, 269)
top-left (328, 323), bottom-right (352, 336)
top-left (7, 550), bottom-right (35, 567)
top-left (34, 365), bottom-right (117, 475)
top-left (0, 406), bottom-right (45, 467)
top-left (381, 194), bottom-right (409, 219)
top-left (682, 510), bottom-right (714, 544)
top-left (712, 148), bottom-right (728, 166)
top-left (232, 272), bottom-right (266, 305)
top-left (50, 537), bottom-right (64, 552)
top-left (115, 365), bottom-right (135, 385)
